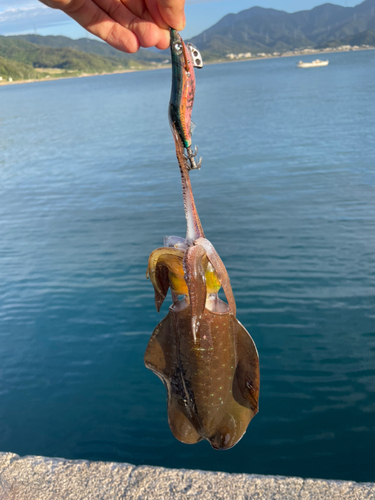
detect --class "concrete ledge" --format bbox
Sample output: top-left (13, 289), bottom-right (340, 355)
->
top-left (1, 452), bottom-right (374, 500)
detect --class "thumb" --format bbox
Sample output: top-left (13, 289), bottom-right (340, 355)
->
top-left (157, 0), bottom-right (186, 31)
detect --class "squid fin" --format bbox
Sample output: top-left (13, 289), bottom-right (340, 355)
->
top-left (232, 318), bottom-right (260, 415)
top-left (168, 402), bottom-right (203, 445)
top-left (144, 314), bottom-right (172, 377)
top-left (144, 312), bottom-right (202, 444)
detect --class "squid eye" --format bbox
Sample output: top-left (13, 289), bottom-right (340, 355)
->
top-left (174, 42), bottom-right (182, 52)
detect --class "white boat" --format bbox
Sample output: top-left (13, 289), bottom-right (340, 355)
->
top-left (297, 59), bottom-right (329, 68)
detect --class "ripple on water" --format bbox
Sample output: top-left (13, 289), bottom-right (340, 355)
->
top-left (0, 50), bottom-right (375, 482)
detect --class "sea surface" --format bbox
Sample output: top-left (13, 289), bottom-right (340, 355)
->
top-left (1, 50), bottom-right (375, 482)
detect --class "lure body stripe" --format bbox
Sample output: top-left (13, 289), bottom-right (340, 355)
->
top-left (169, 30), bottom-right (196, 149)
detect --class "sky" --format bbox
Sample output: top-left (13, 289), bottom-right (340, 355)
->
top-left (0, 0), bottom-right (362, 41)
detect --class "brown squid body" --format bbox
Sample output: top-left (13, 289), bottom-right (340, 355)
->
top-left (145, 297), bottom-right (259, 449)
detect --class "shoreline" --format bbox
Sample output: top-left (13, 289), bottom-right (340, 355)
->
top-left (204, 45), bottom-right (375, 66)
top-left (1, 46), bottom-right (374, 88)
top-left (0, 67), bottom-right (153, 87)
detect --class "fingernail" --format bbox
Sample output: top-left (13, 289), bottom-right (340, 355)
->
top-left (176, 15), bottom-right (186, 31)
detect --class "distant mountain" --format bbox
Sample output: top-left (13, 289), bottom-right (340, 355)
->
top-left (320, 28), bottom-right (375, 47)
top-left (8, 34), bottom-right (166, 63)
top-left (190, 0), bottom-right (375, 56)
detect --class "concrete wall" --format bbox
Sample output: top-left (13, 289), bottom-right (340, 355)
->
top-left (0, 452), bottom-right (374, 500)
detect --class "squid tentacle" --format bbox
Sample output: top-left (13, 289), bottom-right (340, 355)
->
top-left (183, 244), bottom-right (207, 342)
top-left (194, 237), bottom-right (236, 316)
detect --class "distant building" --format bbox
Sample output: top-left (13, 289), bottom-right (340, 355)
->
top-left (226, 52), bottom-right (252, 60)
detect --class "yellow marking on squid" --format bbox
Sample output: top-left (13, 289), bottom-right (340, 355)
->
top-left (148, 248), bottom-right (222, 297)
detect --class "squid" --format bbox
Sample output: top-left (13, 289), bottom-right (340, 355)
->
top-left (144, 30), bottom-right (260, 450)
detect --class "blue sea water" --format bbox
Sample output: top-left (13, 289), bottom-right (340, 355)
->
top-left (1, 49), bottom-right (375, 482)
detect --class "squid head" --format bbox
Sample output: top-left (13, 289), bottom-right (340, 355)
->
top-left (145, 237), bottom-right (260, 450)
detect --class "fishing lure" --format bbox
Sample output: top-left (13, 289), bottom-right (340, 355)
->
top-left (144, 30), bottom-right (259, 450)
top-left (169, 29), bottom-right (203, 170)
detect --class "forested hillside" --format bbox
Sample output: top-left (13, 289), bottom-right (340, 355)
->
top-left (0, 36), bottom-right (149, 81)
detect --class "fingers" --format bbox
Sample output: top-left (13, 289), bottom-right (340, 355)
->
top-left (144, 0), bottom-right (169, 30)
top-left (50, 0), bottom-right (138, 52)
top-left (155, 28), bottom-right (170, 50)
top-left (157, 0), bottom-right (186, 31)
top-left (39, 0), bottom-right (178, 52)
top-left (91, 0), bottom-right (159, 48)
top-left (127, 17), bottom-right (165, 48)
top-left (39, 0), bottom-right (71, 9)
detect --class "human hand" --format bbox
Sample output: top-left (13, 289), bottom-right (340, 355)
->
top-left (39, 0), bottom-right (186, 53)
